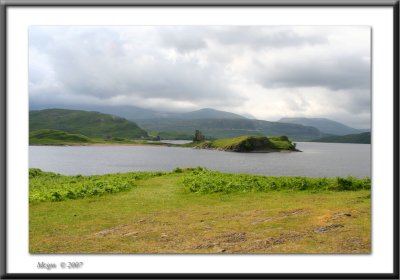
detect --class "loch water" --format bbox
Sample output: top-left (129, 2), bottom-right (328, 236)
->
top-left (29, 142), bottom-right (371, 178)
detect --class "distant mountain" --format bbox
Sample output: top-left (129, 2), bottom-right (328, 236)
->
top-left (29, 103), bottom-right (248, 120)
top-left (30, 109), bottom-right (148, 139)
top-left (136, 118), bottom-right (326, 141)
top-left (278, 117), bottom-right (367, 136)
top-left (174, 108), bottom-right (246, 119)
top-left (29, 103), bottom-right (167, 120)
top-left (312, 132), bottom-right (371, 144)
top-left (240, 113), bottom-right (257, 119)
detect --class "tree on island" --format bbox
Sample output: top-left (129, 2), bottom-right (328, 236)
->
top-left (193, 130), bottom-right (205, 142)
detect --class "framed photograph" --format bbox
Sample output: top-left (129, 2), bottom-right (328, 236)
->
top-left (1, 0), bottom-right (398, 278)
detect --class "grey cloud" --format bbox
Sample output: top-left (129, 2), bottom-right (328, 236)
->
top-left (29, 26), bottom-right (371, 127)
top-left (159, 27), bottom-right (208, 52)
top-left (339, 89), bottom-right (371, 115)
top-left (157, 26), bottom-right (327, 54)
top-left (255, 54), bottom-right (370, 90)
top-left (29, 27), bottom-right (245, 107)
top-left (212, 27), bottom-right (327, 48)
top-left (48, 49), bottom-right (241, 103)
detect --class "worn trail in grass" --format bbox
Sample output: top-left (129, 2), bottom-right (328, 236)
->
top-left (30, 172), bottom-right (370, 254)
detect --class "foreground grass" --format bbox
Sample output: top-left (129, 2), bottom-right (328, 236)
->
top-left (30, 169), bottom-right (371, 254)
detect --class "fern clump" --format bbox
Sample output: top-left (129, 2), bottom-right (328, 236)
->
top-left (183, 168), bottom-right (370, 194)
top-left (29, 169), bottom-right (166, 203)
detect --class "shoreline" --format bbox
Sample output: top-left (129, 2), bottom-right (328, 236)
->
top-left (29, 142), bottom-right (302, 154)
top-left (192, 146), bottom-right (300, 153)
top-left (29, 143), bottom-right (301, 153)
top-left (29, 142), bottom-right (170, 147)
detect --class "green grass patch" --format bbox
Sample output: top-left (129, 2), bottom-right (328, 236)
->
top-left (183, 167), bottom-right (371, 194)
top-left (268, 136), bottom-right (297, 149)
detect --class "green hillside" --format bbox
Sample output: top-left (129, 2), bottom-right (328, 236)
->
top-left (137, 118), bottom-right (324, 141)
top-left (190, 135), bottom-right (297, 152)
top-left (30, 109), bottom-right (148, 139)
top-left (312, 132), bottom-right (371, 144)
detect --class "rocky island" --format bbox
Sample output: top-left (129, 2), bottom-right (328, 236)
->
top-left (189, 135), bottom-right (299, 153)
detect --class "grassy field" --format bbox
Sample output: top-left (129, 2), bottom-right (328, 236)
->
top-left (29, 168), bottom-right (370, 254)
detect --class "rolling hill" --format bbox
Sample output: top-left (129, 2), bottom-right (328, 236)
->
top-left (311, 132), bottom-right (371, 144)
top-left (29, 109), bottom-right (148, 139)
top-left (278, 117), bottom-right (368, 136)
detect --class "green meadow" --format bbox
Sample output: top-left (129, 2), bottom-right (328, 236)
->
top-left (29, 168), bottom-right (371, 254)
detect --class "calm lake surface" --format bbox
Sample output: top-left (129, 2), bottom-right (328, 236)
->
top-left (29, 142), bottom-right (371, 178)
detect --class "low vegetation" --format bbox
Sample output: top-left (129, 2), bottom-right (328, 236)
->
top-left (29, 168), bottom-right (165, 203)
top-left (183, 167), bottom-right (371, 194)
top-left (29, 168), bottom-right (371, 254)
top-left (189, 135), bottom-right (297, 152)
top-left (30, 167), bottom-right (370, 203)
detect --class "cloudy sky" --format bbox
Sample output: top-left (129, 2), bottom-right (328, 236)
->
top-left (29, 26), bottom-right (371, 128)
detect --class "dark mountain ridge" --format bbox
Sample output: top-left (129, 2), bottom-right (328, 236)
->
top-left (174, 108), bottom-right (246, 119)
top-left (312, 132), bottom-right (371, 144)
top-left (278, 117), bottom-right (368, 136)
top-left (29, 103), bottom-right (248, 120)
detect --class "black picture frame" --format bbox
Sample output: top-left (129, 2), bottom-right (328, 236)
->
top-left (0, 0), bottom-right (398, 279)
